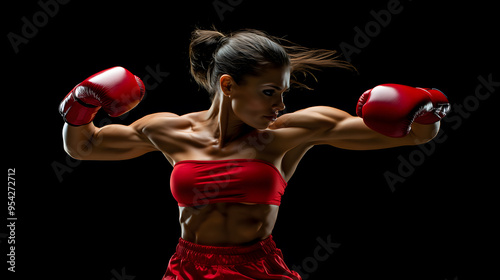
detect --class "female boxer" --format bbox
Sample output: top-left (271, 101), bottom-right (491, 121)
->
top-left (59, 29), bottom-right (449, 279)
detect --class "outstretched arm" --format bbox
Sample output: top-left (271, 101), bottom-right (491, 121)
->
top-left (270, 84), bottom-right (449, 150)
top-left (311, 108), bottom-right (439, 150)
top-left (271, 106), bottom-right (439, 150)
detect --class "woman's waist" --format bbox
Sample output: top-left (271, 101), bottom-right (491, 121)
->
top-left (174, 234), bottom-right (279, 265)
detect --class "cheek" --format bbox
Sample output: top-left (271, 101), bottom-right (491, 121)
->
top-left (231, 95), bottom-right (268, 125)
top-left (232, 94), bottom-right (266, 116)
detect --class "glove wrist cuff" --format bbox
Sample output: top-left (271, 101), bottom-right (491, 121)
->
top-left (59, 92), bottom-right (101, 126)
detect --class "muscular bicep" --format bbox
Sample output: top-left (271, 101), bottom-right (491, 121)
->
top-left (63, 113), bottom-right (176, 160)
top-left (313, 115), bottom-right (423, 150)
top-left (91, 124), bottom-right (156, 159)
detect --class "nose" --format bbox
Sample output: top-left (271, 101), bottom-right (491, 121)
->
top-left (272, 95), bottom-right (286, 112)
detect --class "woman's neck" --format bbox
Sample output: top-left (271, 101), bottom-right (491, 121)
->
top-left (205, 92), bottom-right (253, 147)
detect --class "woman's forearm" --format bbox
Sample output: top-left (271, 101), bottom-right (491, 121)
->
top-left (62, 122), bottom-right (98, 159)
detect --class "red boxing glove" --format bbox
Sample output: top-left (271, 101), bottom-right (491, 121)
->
top-left (356, 84), bottom-right (450, 138)
top-left (59, 66), bottom-right (145, 126)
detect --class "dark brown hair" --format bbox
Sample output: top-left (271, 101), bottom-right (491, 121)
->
top-left (189, 28), bottom-right (354, 99)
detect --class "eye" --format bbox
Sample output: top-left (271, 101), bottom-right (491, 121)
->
top-left (262, 89), bottom-right (275, 96)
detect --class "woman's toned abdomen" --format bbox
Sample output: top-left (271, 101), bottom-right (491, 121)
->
top-left (179, 203), bottom-right (279, 246)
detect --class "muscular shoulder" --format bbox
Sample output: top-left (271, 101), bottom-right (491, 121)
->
top-left (137, 112), bottom-right (191, 133)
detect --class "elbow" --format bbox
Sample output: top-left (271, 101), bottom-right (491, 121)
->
top-left (62, 123), bottom-right (95, 160)
top-left (63, 145), bottom-right (82, 160)
top-left (63, 143), bottom-right (89, 160)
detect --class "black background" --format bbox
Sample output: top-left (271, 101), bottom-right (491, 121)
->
top-left (4, 0), bottom-right (498, 279)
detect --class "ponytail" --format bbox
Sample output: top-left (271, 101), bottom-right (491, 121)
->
top-left (189, 29), bottom-right (227, 95)
top-left (189, 28), bottom-right (355, 99)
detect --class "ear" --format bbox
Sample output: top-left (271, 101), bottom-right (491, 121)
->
top-left (219, 74), bottom-right (235, 97)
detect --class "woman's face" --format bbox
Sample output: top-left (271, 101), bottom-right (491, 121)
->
top-left (222, 66), bottom-right (290, 129)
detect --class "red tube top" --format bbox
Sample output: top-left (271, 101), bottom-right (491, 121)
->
top-left (170, 159), bottom-right (287, 207)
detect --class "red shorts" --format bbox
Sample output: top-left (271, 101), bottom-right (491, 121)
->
top-left (162, 235), bottom-right (302, 280)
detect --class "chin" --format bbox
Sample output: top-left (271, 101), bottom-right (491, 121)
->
top-left (240, 114), bottom-right (273, 130)
top-left (245, 119), bottom-right (270, 130)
